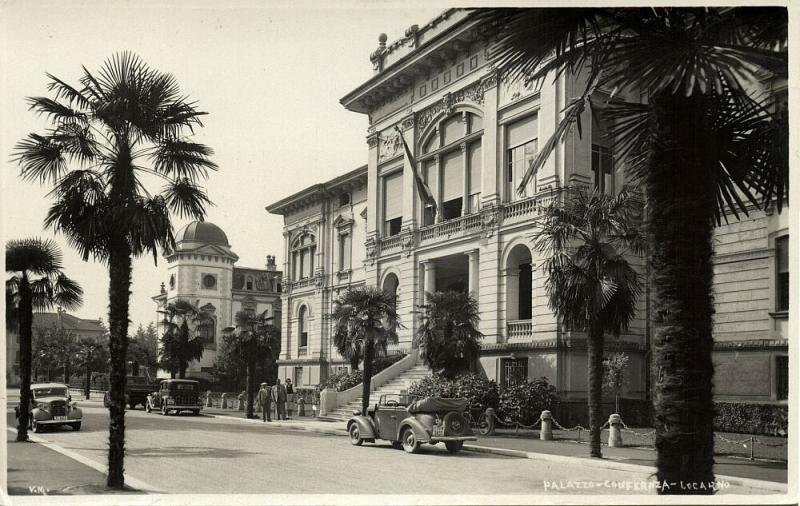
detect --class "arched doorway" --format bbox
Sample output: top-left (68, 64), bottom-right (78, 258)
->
top-left (506, 244), bottom-right (533, 326)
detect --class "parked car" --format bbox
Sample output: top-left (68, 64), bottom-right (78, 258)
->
top-left (145, 379), bottom-right (203, 416)
top-left (14, 382), bottom-right (83, 433)
top-left (347, 394), bottom-right (476, 454)
top-left (103, 375), bottom-right (156, 409)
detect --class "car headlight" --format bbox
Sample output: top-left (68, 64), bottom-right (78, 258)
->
top-left (38, 403), bottom-right (50, 413)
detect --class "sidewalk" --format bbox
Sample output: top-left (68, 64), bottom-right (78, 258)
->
top-left (204, 408), bottom-right (788, 487)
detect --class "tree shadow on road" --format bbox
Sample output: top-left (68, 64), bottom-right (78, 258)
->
top-left (125, 446), bottom-right (257, 459)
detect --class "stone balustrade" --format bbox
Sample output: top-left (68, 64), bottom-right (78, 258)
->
top-left (379, 234), bottom-right (403, 252)
top-left (419, 213), bottom-right (482, 243)
top-left (507, 319), bottom-right (533, 340)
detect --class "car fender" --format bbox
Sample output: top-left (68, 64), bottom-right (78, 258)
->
top-left (347, 416), bottom-right (376, 439)
top-left (397, 417), bottom-right (431, 443)
top-left (31, 408), bottom-right (51, 422)
top-left (70, 407), bottom-right (83, 420)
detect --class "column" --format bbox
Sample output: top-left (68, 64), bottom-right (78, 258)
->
top-left (400, 116), bottom-right (417, 231)
top-left (461, 142), bottom-right (469, 216)
top-left (481, 73), bottom-right (499, 206)
top-left (422, 260), bottom-right (437, 297)
top-left (465, 250), bottom-right (479, 298)
top-left (434, 154), bottom-right (443, 224)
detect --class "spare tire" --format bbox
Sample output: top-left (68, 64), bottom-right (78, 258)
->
top-left (442, 411), bottom-right (467, 436)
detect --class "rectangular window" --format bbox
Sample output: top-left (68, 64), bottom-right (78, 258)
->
top-left (468, 141), bottom-right (482, 213)
top-left (442, 198), bottom-right (463, 221)
top-left (383, 172), bottom-right (403, 236)
top-left (591, 144), bottom-right (613, 194)
top-left (294, 367), bottom-right (304, 387)
top-left (502, 358), bottom-right (529, 388)
top-left (338, 233), bottom-right (351, 272)
top-left (299, 250), bottom-right (307, 279)
top-left (776, 355), bottom-right (788, 400)
top-left (506, 115), bottom-right (538, 201)
top-left (776, 236), bottom-right (789, 312)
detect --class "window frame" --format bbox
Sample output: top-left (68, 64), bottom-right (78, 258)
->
top-left (290, 233), bottom-right (317, 281)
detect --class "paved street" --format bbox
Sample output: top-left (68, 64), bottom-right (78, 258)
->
top-left (5, 395), bottom-right (780, 496)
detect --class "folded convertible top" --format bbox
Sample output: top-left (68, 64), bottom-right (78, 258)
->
top-left (408, 397), bottom-right (467, 413)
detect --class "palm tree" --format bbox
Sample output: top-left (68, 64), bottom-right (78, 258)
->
top-left (13, 52), bottom-right (216, 488)
top-left (6, 238), bottom-right (83, 442)
top-left (74, 337), bottom-right (104, 400)
top-left (333, 322), bottom-right (363, 371)
top-left (534, 188), bottom-right (643, 458)
top-left (330, 287), bottom-right (400, 413)
top-left (477, 7), bottom-right (787, 491)
top-left (417, 291), bottom-right (483, 378)
top-left (221, 311), bottom-right (280, 419)
top-left (157, 299), bottom-right (208, 379)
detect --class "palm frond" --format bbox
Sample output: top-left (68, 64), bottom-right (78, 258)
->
top-left (150, 139), bottom-right (218, 179)
top-left (5, 237), bottom-right (64, 275)
top-left (51, 273), bottom-right (84, 311)
top-left (13, 133), bottom-right (68, 184)
top-left (26, 96), bottom-right (88, 125)
top-left (161, 178), bottom-right (213, 220)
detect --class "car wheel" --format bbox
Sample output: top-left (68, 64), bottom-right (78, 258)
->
top-left (443, 412), bottom-right (468, 436)
top-left (129, 402), bottom-right (136, 410)
top-left (390, 441), bottom-right (403, 450)
top-left (72, 422), bottom-right (82, 431)
top-left (348, 424), bottom-right (364, 446)
top-left (445, 441), bottom-right (463, 454)
top-left (192, 410), bottom-right (199, 416)
top-left (401, 427), bottom-right (419, 454)
top-left (145, 400), bottom-right (152, 413)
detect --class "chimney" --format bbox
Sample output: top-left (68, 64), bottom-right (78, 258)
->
top-left (266, 255), bottom-right (276, 270)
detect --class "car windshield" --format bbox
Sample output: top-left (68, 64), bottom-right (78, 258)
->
top-left (380, 394), bottom-right (417, 407)
top-left (32, 387), bottom-right (67, 398)
top-left (168, 383), bottom-right (197, 392)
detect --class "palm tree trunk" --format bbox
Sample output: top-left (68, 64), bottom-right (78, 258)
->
top-left (107, 246), bottom-right (132, 489)
top-left (16, 277), bottom-right (32, 442)
top-left (246, 360), bottom-right (256, 419)
top-left (64, 361), bottom-right (70, 385)
top-left (587, 321), bottom-right (605, 458)
top-left (650, 92), bottom-right (716, 494)
top-left (85, 362), bottom-right (91, 400)
top-left (361, 338), bottom-right (375, 414)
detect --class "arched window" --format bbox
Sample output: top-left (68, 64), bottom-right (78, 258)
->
top-left (298, 306), bottom-right (308, 350)
top-left (382, 273), bottom-right (399, 332)
top-left (291, 233), bottom-right (316, 281)
top-left (418, 110), bottom-right (483, 225)
top-left (246, 275), bottom-right (254, 290)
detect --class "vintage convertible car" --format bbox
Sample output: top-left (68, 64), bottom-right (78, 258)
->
top-left (145, 379), bottom-right (203, 415)
top-left (15, 382), bottom-right (83, 433)
top-left (347, 394), bottom-right (476, 454)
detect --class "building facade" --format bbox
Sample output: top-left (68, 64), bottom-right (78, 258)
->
top-left (269, 8), bottom-right (790, 404)
top-left (5, 310), bottom-right (106, 387)
top-left (153, 221), bottom-right (282, 379)
top-left (267, 167), bottom-right (369, 387)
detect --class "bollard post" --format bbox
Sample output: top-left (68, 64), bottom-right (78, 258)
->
top-left (749, 436), bottom-right (754, 461)
top-left (221, 393), bottom-right (228, 409)
top-left (577, 428), bottom-right (581, 442)
top-left (237, 391), bottom-right (246, 411)
top-left (608, 414), bottom-right (623, 447)
top-left (205, 390), bottom-right (213, 408)
top-left (540, 410), bottom-right (553, 441)
top-left (484, 408), bottom-right (496, 436)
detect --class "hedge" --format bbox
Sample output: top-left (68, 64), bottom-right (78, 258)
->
top-left (714, 402), bottom-right (788, 437)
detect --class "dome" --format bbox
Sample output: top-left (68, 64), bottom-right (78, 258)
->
top-left (176, 221), bottom-right (229, 246)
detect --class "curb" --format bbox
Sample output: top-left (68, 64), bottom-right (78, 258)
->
top-left (203, 413), bottom-right (788, 494)
top-left (6, 427), bottom-right (161, 493)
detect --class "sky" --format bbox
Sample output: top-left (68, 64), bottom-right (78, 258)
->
top-left (1, 1), bottom-right (443, 328)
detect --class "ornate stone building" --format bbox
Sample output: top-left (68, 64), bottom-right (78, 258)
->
top-left (153, 221), bottom-right (282, 379)
top-left (266, 167), bottom-right (369, 387)
top-left (270, 8), bottom-right (790, 405)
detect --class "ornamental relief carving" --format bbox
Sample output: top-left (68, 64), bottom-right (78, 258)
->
top-left (416, 79), bottom-right (487, 132)
top-left (379, 130), bottom-right (403, 163)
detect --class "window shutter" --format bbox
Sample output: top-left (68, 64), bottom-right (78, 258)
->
top-left (507, 115), bottom-right (537, 148)
top-left (383, 172), bottom-right (403, 220)
top-left (469, 141), bottom-right (482, 194)
top-left (442, 150), bottom-right (463, 201)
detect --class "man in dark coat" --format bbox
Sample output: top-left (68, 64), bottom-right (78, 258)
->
top-left (273, 379), bottom-right (287, 420)
top-left (257, 382), bottom-right (274, 422)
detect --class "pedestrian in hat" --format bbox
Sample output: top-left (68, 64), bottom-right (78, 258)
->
top-left (273, 379), bottom-right (287, 420)
top-left (285, 378), bottom-right (295, 419)
top-left (257, 382), bottom-right (274, 422)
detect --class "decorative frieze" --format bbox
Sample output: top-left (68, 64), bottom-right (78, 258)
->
top-left (417, 79), bottom-right (488, 131)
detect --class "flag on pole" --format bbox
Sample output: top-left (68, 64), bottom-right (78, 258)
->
top-left (395, 125), bottom-right (437, 219)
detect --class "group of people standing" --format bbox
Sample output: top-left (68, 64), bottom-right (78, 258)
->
top-left (256, 378), bottom-right (294, 422)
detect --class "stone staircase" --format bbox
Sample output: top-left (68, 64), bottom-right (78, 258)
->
top-left (321, 364), bottom-right (432, 422)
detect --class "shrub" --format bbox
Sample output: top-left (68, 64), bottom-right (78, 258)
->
top-left (498, 377), bottom-right (559, 426)
top-left (714, 402), bottom-right (788, 437)
top-left (408, 373), bottom-right (500, 415)
top-left (372, 352), bottom-right (406, 373)
top-left (321, 370), bottom-right (363, 392)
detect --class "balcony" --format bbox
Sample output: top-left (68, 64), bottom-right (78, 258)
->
top-left (291, 278), bottom-right (314, 290)
top-left (507, 319), bottom-right (533, 340)
top-left (420, 213), bottom-right (482, 244)
top-left (379, 234), bottom-right (403, 252)
top-left (502, 197), bottom-right (538, 222)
